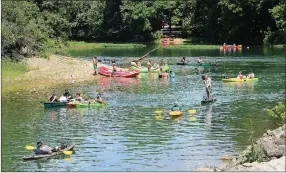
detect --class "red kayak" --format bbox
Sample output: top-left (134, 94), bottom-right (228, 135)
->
top-left (98, 66), bottom-right (140, 78)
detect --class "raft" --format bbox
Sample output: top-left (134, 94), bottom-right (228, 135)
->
top-left (98, 66), bottom-right (140, 78)
top-left (44, 102), bottom-right (68, 108)
top-left (222, 78), bottom-right (258, 82)
top-left (23, 144), bottom-right (75, 161)
top-left (177, 62), bottom-right (211, 66)
top-left (169, 111), bottom-right (183, 116)
top-left (130, 65), bottom-right (170, 73)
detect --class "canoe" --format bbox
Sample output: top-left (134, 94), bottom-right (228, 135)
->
top-left (222, 78), bottom-right (258, 82)
top-left (201, 97), bottom-right (216, 104)
top-left (169, 111), bottom-right (183, 116)
top-left (76, 102), bottom-right (107, 108)
top-left (67, 102), bottom-right (80, 108)
top-left (98, 66), bottom-right (140, 78)
top-left (23, 144), bottom-right (75, 161)
top-left (177, 62), bottom-right (211, 66)
top-left (44, 102), bottom-right (68, 108)
top-left (130, 66), bottom-right (170, 73)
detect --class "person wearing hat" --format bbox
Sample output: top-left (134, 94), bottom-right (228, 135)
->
top-left (202, 75), bottom-right (212, 100)
top-left (49, 91), bottom-right (59, 102)
top-left (169, 101), bottom-right (182, 111)
top-left (247, 71), bottom-right (255, 79)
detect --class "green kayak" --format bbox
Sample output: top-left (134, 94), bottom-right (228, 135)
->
top-left (76, 102), bottom-right (107, 108)
top-left (177, 62), bottom-right (211, 66)
top-left (130, 66), bottom-right (170, 73)
top-left (44, 102), bottom-right (68, 108)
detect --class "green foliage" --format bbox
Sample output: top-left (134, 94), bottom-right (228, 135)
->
top-left (267, 102), bottom-right (286, 124)
top-left (244, 144), bottom-right (264, 163)
top-left (1, 0), bottom-right (285, 61)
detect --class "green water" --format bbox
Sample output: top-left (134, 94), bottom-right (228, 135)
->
top-left (1, 46), bottom-right (285, 171)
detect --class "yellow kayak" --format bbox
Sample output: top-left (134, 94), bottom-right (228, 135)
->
top-left (169, 111), bottom-right (183, 116)
top-left (222, 78), bottom-right (258, 82)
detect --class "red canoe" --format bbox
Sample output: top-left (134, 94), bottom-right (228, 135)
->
top-left (98, 66), bottom-right (140, 78)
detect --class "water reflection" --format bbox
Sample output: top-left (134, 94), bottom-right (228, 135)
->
top-left (204, 104), bottom-right (214, 129)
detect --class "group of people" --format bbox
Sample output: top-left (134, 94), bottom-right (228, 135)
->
top-left (49, 90), bottom-right (104, 104)
top-left (236, 71), bottom-right (255, 79)
top-left (180, 56), bottom-right (205, 64)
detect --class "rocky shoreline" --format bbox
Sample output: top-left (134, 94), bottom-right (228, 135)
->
top-left (196, 125), bottom-right (285, 172)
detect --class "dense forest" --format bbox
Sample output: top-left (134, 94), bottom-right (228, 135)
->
top-left (1, 0), bottom-right (285, 60)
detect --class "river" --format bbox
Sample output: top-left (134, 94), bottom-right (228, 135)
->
top-left (1, 46), bottom-right (285, 171)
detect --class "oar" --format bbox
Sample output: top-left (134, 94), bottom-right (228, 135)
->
top-left (132, 47), bottom-right (158, 63)
top-left (25, 145), bottom-right (35, 150)
top-left (63, 151), bottom-right (73, 155)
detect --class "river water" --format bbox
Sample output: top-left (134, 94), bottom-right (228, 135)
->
top-left (1, 46), bottom-right (285, 171)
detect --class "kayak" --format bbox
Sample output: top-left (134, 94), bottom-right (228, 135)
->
top-left (44, 102), bottom-right (68, 108)
top-left (23, 144), bottom-right (75, 161)
top-left (130, 66), bottom-right (170, 73)
top-left (177, 62), bottom-right (211, 66)
top-left (76, 102), bottom-right (107, 108)
top-left (169, 111), bottom-right (183, 116)
top-left (201, 97), bottom-right (216, 104)
top-left (222, 78), bottom-right (258, 82)
top-left (98, 66), bottom-right (140, 78)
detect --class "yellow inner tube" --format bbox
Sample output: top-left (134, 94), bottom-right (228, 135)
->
top-left (169, 111), bottom-right (183, 116)
top-left (188, 110), bottom-right (196, 114)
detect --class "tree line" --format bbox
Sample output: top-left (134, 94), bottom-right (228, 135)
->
top-left (1, 0), bottom-right (285, 60)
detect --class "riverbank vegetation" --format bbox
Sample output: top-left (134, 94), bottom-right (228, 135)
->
top-left (67, 41), bottom-right (146, 49)
top-left (1, 0), bottom-right (285, 61)
top-left (162, 45), bottom-right (220, 49)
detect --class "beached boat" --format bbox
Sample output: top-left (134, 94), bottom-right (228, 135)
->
top-left (23, 144), bottom-right (75, 161)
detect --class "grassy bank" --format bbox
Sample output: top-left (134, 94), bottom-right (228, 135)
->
top-left (67, 41), bottom-right (146, 49)
top-left (2, 60), bottom-right (29, 78)
top-left (162, 44), bottom-right (220, 49)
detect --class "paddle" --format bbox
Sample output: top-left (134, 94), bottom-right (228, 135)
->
top-left (26, 145), bottom-right (35, 150)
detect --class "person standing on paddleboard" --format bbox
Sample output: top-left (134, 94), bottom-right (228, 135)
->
top-left (202, 75), bottom-right (212, 100)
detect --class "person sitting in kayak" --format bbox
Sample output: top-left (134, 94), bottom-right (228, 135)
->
top-left (169, 101), bottom-right (182, 111)
top-left (95, 93), bottom-right (104, 103)
top-left (93, 56), bottom-right (98, 75)
top-left (202, 75), bottom-right (212, 100)
top-left (111, 64), bottom-right (117, 76)
top-left (181, 57), bottom-right (186, 63)
top-left (197, 57), bottom-right (203, 64)
top-left (34, 141), bottom-right (68, 155)
top-left (237, 71), bottom-right (243, 79)
top-left (49, 92), bottom-right (59, 102)
top-left (75, 93), bottom-right (84, 102)
top-left (247, 71), bottom-right (255, 78)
